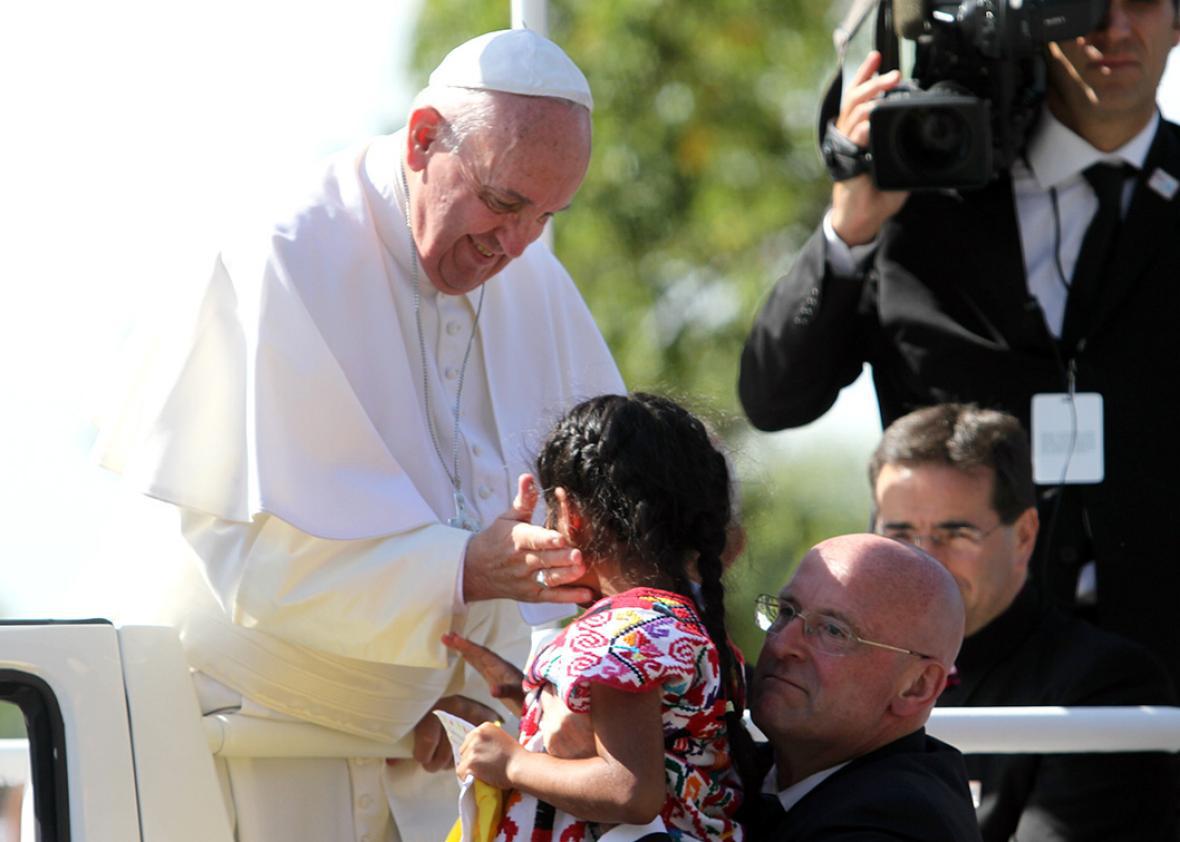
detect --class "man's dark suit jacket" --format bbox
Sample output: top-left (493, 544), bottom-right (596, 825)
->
top-left (938, 584), bottom-right (1177, 841)
top-left (746, 729), bottom-right (982, 841)
top-left (739, 118), bottom-right (1180, 687)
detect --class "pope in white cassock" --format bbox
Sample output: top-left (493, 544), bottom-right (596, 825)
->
top-left (99, 29), bottom-right (624, 842)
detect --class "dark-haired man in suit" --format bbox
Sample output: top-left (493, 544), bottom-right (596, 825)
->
top-left (872, 402), bottom-right (1177, 841)
top-left (746, 533), bottom-right (982, 840)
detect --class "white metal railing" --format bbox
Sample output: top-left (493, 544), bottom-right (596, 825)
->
top-left (3, 705), bottom-right (1179, 789)
top-left (200, 706), bottom-right (1180, 758)
top-left (927, 706), bottom-right (1180, 753)
top-left (511, 0), bottom-right (548, 32)
top-left (4, 706), bottom-right (1179, 777)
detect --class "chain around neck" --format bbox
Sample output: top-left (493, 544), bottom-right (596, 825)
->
top-left (399, 161), bottom-right (486, 505)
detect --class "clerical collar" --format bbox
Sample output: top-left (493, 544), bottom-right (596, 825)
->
top-left (1026, 108), bottom-right (1160, 191)
top-left (762, 761), bottom-right (850, 813)
top-left (955, 583), bottom-right (1042, 678)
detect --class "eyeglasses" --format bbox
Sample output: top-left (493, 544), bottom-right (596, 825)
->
top-left (877, 522), bottom-right (1002, 552)
top-left (754, 594), bottom-right (933, 659)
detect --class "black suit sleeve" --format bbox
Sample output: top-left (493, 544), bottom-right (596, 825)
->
top-left (738, 225), bottom-right (877, 431)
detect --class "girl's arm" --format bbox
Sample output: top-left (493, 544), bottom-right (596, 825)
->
top-left (457, 683), bottom-right (666, 825)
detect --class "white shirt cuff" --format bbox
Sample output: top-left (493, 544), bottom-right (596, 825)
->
top-left (822, 208), bottom-right (879, 277)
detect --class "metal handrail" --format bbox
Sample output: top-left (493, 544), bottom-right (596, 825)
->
top-left (927, 705), bottom-right (1180, 753)
top-left (197, 706), bottom-right (1180, 758)
top-left (4, 705), bottom-right (1180, 785)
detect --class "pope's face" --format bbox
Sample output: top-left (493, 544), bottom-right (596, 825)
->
top-left (407, 98), bottom-right (591, 296)
top-left (1047, 0), bottom-right (1180, 137)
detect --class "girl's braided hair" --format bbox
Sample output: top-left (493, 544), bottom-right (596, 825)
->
top-left (536, 392), bottom-right (758, 793)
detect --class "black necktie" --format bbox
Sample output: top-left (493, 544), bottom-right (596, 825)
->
top-left (1061, 162), bottom-right (1136, 348)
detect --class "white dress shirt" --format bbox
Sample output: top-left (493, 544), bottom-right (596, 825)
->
top-left (762, 761), bottom-right (850, 813)
top-left (824, 108), bottom-right (1161, 338)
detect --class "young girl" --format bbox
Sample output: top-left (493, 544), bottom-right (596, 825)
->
top-left (455, 393), bottom-right (754, 841)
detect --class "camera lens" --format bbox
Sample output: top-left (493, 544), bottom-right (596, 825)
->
top-left (869, 90), bottom-right (991, 189)
top-left (896, 106), bottom-right (972, 175)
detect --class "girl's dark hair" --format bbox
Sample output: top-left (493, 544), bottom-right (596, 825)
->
top-left (536, 392), bottom-right (758, 794)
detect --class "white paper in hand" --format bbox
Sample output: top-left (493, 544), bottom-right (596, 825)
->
top-left (433, 709), bottom-right (478, 769)
top-left (434, 709), bottom-right (480, 842)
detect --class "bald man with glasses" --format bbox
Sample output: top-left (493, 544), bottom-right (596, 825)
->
top-left (871, 403), bottom-right (1177, 841)
top-left (745, 533), bottom-right (983, 841)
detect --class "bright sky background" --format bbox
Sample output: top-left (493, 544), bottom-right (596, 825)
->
top-left (0, 0), bottom-right (423, 618)
top-left (0, 4), bottom-right (1177, 618)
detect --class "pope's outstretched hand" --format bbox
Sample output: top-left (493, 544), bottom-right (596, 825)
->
top-left (462, 474), bottom-right (592, 604)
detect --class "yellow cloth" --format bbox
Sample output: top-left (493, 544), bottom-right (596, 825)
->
top-left (446, 780), bottom-right (506, 842)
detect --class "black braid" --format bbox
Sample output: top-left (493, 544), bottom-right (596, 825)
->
top-left (690, 439), bottom-right (761, 798)
top-left (536, 392), bottom-right (759, 795)
top-left (700, 579), bottom-right (761, 794)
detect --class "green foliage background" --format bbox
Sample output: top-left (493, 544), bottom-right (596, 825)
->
top-left (0, 702), bottom-right (24, 740)
top-left (410, 2), bottom-right (875, 662)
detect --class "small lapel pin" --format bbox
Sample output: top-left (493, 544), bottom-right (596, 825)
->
top-left (1147, 167), bottom-right (1179, 201)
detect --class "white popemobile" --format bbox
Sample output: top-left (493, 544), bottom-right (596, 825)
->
top-left (3, 620), bottom-right (1179, 842)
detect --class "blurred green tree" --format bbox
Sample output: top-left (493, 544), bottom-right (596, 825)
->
top-left (410, 1), bottom-right (873, 660)
top-left (0, 702), bottom-right (24, 739)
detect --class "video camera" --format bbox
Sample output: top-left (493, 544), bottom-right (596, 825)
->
top-left (864, 0), bottom-right (1107, 190)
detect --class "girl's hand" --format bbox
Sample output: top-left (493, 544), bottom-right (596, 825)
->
top-left (457, 722), bottom-right (521, 788)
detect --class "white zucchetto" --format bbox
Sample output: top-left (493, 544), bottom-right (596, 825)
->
top-left (428, 28), bottom-right (593, 112)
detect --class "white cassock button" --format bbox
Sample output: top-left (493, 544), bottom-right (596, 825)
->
top-left (444, 366), bottom-right (458, 380)
top-left (446, 320), bottom-right (462, 336)
top-left (472, 444), bottom-right (482, 457)
top-left (358, 794), bottom-right (374, 809)
top-left (478, 485), bottom-right (491, 500)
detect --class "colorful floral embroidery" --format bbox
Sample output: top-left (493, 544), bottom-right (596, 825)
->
top-left (498, 588), bottom-right (744, 841)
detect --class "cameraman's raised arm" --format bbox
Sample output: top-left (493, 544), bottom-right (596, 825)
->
top-left (739, 51), bottom-right (909, 431)
top-left (830, 52), bottom-right (910, 247)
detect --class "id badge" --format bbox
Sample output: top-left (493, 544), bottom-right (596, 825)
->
top-left (1031, 392), bottom-right (1104, 484)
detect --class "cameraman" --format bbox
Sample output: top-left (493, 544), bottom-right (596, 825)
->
top-left (740, 0), bottom-right (1180, 687)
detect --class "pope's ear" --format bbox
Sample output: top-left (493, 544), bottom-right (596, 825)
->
top-left (889, 661), bottom-right (947, 718)
top-left (405, 107), bottom-right (443, 171)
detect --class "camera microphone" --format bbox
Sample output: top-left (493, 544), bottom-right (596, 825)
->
top-left (893, 0), bottom-right (929, 40)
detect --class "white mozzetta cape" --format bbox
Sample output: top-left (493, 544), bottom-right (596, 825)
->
top-left (102, 132), bottom-right (623, 541)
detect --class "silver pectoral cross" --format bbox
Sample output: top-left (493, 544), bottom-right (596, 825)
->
top-left (448, 488), bottom-right (482, 532)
